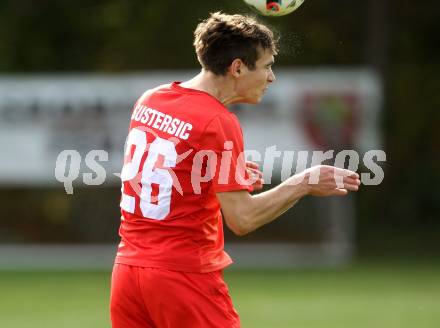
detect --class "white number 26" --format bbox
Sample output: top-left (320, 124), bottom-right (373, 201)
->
top-left (120, 128), bottom-right (177, 220)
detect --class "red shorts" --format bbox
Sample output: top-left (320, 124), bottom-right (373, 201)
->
top-left (110, 263), bottom-right (240, 328)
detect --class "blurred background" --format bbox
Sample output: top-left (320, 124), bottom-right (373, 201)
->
top-left (0, 1), bottom-right (438, 327)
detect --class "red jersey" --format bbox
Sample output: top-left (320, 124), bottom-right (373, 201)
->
top-left (115, 82), bottom-right (252, 273)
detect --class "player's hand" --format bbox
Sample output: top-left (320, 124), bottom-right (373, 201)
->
top-left (246, 161), bottom-right (264, 191)
top-left (299, 165), bottom-right (360, 196)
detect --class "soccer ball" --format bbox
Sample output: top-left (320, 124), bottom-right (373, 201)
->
top-left (243, 0), bottom-right (306, 17)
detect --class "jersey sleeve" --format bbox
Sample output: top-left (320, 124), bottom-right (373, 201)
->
top-left (201, 113), bottom-right (253, 193)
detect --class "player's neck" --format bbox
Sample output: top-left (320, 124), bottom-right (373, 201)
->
top-left (181, 70), bottom-right (240, 106)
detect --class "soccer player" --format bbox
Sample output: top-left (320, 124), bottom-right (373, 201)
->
top-left (110, 12), bottom-right (360, 328)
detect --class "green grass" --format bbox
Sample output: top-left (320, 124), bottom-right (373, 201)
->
top-left (1, 261), bottom-right (439, 328)
top-left (228, 261), bottom-right (440, 328)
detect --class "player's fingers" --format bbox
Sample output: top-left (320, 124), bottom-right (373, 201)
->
top-left (252, 168), bottom-right (263, 178)
top-left (332, 188), bottom-right (348, 196)
top-left (343, 176), bottom-right (361, 185)
top-left (246, 161), bottom-right (260, 170)
top-left (334, 175), bottom-right (359, 189)
top-left (334, 167), bottom-right (359, 179)
top-left (247, 168), bottom-right (263, 178)
top-left (253, 180), bottom-right (264, 191)
top-left (246, 169), bottom-right (262, 187)
top-left (344, 183), bottom-right (359, 191)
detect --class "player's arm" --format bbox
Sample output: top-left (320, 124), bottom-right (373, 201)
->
top-left (217, 165), bottom-right (360, 236)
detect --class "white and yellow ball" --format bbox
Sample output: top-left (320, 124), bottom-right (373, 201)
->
top-left (243, 0), bottom-right (306, 17)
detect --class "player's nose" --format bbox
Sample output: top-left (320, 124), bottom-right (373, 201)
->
top-left (268, 70), bottom-right (276, 83)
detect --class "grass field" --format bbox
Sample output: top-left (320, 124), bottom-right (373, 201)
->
top-left (1, 260), bottom-right (439, 328)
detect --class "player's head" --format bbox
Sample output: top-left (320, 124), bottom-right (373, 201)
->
top-left (193, 12), bottom-right (277, 104)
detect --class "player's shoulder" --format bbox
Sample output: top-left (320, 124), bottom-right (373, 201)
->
top-left (136, 83), bottom-right (172, 103)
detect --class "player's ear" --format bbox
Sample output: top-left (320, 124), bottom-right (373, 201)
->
top-left (230, 59), bottom-right (244, 78)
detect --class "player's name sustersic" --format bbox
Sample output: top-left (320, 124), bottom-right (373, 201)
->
top-left (131, 104), bottom-right (193, 140)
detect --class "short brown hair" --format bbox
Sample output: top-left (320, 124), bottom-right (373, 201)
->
top-left (193, 12), bottom-right (278, 76)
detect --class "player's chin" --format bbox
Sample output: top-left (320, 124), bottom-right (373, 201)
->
top-left (245, 95), bottom-right (263, 105)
